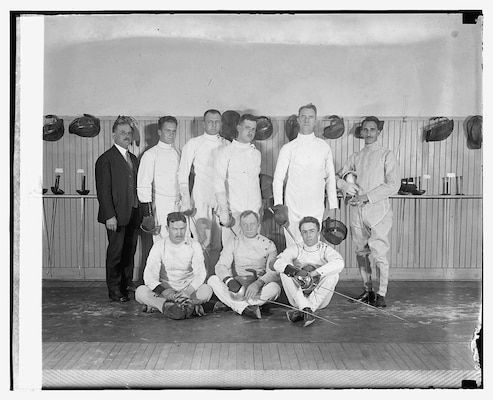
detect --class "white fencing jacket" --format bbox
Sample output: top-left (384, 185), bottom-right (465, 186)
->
top-left (143, 237), bottom-right (206, 292)
top-left (213, 139), bottom-right (262, 214)
top-left (178, 133), bottom-right (229, 205)
top-left (273, 133), bottom-right (338, 223)
top-left (137, 141), bottom-right (181, 203)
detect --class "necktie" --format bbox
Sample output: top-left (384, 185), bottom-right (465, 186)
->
top-left (125, 151), bottom-right (134, 171)
top-left (126, 151), bottom-right (138, 207)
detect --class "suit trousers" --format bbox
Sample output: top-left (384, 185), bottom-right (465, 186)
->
top-left (105, 207), bottom-right (139, 298)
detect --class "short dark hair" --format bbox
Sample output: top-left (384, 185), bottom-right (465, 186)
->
top-left (298, 103), bottom-right (317, 116)
top-left (112, 115), bottom-right (135, 133)
top-left (299, 216), bottom-right (320, 231)
top-left (238, 114), bottom-right (257, 125)
top-left (167, 212), bottom-right (186, 226)
top-left (203, 109), bottom-right (222, 119)
top-left (158, 116), bottom-right (178, 131)
top-left (361, 116), bottom-right (384, 131)
top-left (239, 210), bottom-right (260, 223)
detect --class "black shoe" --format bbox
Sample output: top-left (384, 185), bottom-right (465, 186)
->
top-left (109, 294), bottom-right (130, 303)
top-left (213, 301), bottom-right (231, 313)
top-left (162, 302), bottom-right (187, 320)
top-left (375, 294), bottom-right (387, 308)
top-left (302, 308), bottom-right (316, 327)
top-left (286, 309), bottom-right (304, 323)
top-left (242, 305), bottom-right (261, 319)
top-left (350, 290), bottom-right (375, 305)
top-left (260, 303), bottom-right (272, 314)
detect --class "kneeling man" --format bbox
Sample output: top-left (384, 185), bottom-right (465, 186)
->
top-left (273, 216), bottom-right (344, 326)
top-left (208, 210), bottom-right (280, 319)
top-left (135, 212), bottom-right (213, 319)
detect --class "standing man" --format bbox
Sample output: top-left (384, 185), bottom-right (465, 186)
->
top-left (208, 210), bottom-right (280, 319)
top-left (95, 116), bottom-right (140, 302)
top-left (137, 116), bottom-right (181, 242)
top-left (178, 109), bottom-right (229, 274)
top-left (214, 114), bottom-right (262, 245)
top-left (336, 116), bottom-right (400, 307)
top-left (273, 103), bottom-right (338, 247)
top-left (273, 216), bottom-right (344, 326)
top-left (135, 212), bottom-right (213, 319)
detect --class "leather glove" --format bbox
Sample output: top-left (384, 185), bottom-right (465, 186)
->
top-left (224, 276), bottom-right (242, 293)
top-left (218, 209), bottom-right (232, 227)
top-left (140, 202), bottom-right (153, 217)
top-left (283, 264), bottom-right (300, 278)
top-left (161, 288), bottom-right (180, 301)
top-left (271, 204), bottom-right (289, 227)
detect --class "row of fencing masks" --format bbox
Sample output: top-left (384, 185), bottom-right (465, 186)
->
top-left (43, 114), bottom-right (101, 141)
top-left (285, 115), bottom-right (346, 140)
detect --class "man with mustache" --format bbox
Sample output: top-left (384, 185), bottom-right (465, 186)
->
top-left (95, 116), bottom-right (140, 303)
top-left (214, 114), bottom-right (262, 245)
top-left (135, 212), bottom-right (213, 319)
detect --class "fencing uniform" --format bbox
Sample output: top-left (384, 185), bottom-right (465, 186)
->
top-left (137, 142), bottom-right (181, 242)
top-left (178, 133), bottom-right (229, 272)
top-left (214, 140), bottom-right (262, 245)
top-left (208, 233), bottom-right (280, 315)
top-left (135, 237), bottom-right (212, 312)
top-left (273, 133), bottom-right (338, 247)
top-left (273, 241), bottom-right (344, 311)
top-left (337, 141), bottom-right (400, 296)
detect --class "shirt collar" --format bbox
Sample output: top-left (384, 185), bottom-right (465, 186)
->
top-left (203, 132), bottom-right (222, 141)
top-left (114, 143), bottom-right (128, 157)
top-left (296, 132), bottom-right (316, 141)
top-left (157, 141), bottom-right (173, 149)
top-left (232, 139), bottom-right (255, 149)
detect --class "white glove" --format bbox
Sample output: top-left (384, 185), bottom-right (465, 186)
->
top-left (339, 180), bottom-right (359, 198)
top-left (218, 208), bottom-right (231, 226)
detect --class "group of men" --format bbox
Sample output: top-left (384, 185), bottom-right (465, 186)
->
top-left (95, 105), bottom-right (400, 325)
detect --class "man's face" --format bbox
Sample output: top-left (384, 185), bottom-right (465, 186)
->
top-left (240, 213), bottom-right (260, 239)
top-left (113, 123), bottom-right (133, 149)
top-left (167, 220), bottom-right (187, 244)
top-left (159, 121), bottom-right (177, 145)
top-left (236, 119), bottom-right (257, 144)
top-left (297, 107), bottom-right (317, 135)
top-left (204, 112), bottom-right (222, 136)
top-left (300, 222), bottom-right (319, 247)
top-left (361, 121), bottom-right (381, 145)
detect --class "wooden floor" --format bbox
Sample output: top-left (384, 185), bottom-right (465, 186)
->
top-left (42, 280), bottom-right (482, 388)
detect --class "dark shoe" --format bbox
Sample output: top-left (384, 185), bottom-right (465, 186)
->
top-left (349, 290), bottom-right (375, 305)
top-left (126, 283), bottom-right (138, 292)
top-left (286, 309), bottom-right (304, 323)
top-left (213, 301), bottom-right (231, 313)
top-left (161, 302), bottom-right (187, 320)
top-left (375, 294), bottom-right (387, 308)
top-left (142, 304), bottom-right (160, 313)
top-left (260, 303), bottom-right (272, 314)
top-left (109, 294), bottom-right (130, 303)
top-left (302, 308), bottom-right (316, 327)
top-left (242, 305), bottom-right (261, 319)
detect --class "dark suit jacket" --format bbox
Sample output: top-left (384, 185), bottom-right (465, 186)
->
top-left (95, 145), bottom-right (139, 226)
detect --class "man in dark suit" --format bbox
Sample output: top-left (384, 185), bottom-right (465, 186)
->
top-left (95, 116), bottom-right (140, 302)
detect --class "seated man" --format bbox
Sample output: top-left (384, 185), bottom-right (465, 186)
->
top-left (135, 212), bottom-right (213, 320)
top-left (208, 210), bottom-right (280, 319)
top-left (273, 216), bottom-right (344, 326)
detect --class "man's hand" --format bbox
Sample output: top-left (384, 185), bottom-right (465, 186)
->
top-left (177, 285), bottom-right (194, 300)
top-left (348, 194), bottom-right (369, 207)
top-left (105, 216), bottom-right (118, 231)
top-left (340, 180), bottom-right (359, 198)
top-left (224, 277), bottom-right (242, 293)
top-left (180, 192), bottom-right (194, 214)
top-left (218, 209), bottom-right (231, 227)
top-left (160, 288), bottom-right (186, 302)
top-left (244, 280), bottom-right (264, 299)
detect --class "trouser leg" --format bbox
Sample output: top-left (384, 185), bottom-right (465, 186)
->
top-left (191, 283), bottom-right (213, 303)
top-left (280, 273), bottom-right (311, 310)
top-left (306, 273), bottom-right (339, 311)
top-left (135, 285), bottom-right (166, 312)
top-left (119, 208), bottom-right (139, 294)
top-left (368, 211), bottom-right (393, 296)
top-left (105, 226), bottom-right (125, 297)
top-left (208, 275), bottom-right (249, 314)
top-left (350, 210), bottom-right (373, 292)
